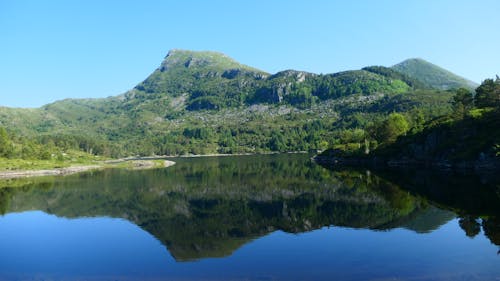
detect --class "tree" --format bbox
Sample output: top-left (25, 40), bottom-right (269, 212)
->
top-left (339, 129), bottom-right (365, 144)
top-left (0, 127), bottom-right (13, 158)
top-left (453, 88), bottom-right (474, 108)
top-left (408, 107), bottom-right (426, 133)
top-left (475, 77), bottom-right (500, 108)
top-left (269, 131), bottom-right (286, 151)
top-left (452, 88), bottom-right (474, 119)
top-left (380, 113), bottom-right (409, 143)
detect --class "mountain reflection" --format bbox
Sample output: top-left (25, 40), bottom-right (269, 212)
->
top-left (1, 154), bottom-right (499, 260)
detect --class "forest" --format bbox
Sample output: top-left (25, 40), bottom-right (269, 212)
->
top-left (0, 50), bottom-right (496, 168)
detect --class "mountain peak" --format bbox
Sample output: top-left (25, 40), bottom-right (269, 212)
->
top-left (392, 58), bottom-right (478, 90)
top-left (158, 49), bottom-right (265, 73)
top-left (399, 57), bottom-right (429, 63)
top-left (393, 58), bottom-right (442, 70)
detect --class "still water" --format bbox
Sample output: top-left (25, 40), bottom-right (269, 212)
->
top-left (0, 154), bottom-right (499, 280)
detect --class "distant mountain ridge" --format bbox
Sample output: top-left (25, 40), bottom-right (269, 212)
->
top-left (392, 58), bottom-right (478, 90)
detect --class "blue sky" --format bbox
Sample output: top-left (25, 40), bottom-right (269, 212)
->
top-left (1, 0), bottom-right (499, 108)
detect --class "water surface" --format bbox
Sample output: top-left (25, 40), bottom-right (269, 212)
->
top-left (0, 154), bottom-right (499, 280)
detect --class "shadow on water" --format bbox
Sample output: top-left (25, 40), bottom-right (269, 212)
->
top-left (1, 154), bottom-right (499, 260)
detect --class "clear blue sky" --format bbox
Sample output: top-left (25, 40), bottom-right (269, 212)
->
top-left (1, 0), bottom-right (499, 108)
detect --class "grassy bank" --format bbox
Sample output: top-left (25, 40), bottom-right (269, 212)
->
top-left (0, 157), bottom-right (99, 171)
top-left (0, 158), bottom-right (175, 181)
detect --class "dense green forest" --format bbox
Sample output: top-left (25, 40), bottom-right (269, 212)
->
top-left (0, 50), bottom-right (484, 162)
top-left (0, 125), bottom-right (101, 170)
top-left (320, 77), bottom-right (500, 167)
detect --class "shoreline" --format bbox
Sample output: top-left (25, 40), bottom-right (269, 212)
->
top-left (0, 151), bottom-right (314, 180)
top-left (313, 155), bottom-right (500, 173)
top-left (0, 165), bottom-right (103, 180)
top-left (0, 160), bottom-right (176, 180)
top-left (145, 151), bottom-right (313, 159)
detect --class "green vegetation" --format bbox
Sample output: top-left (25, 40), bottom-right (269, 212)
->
top-left (0, 50), bottom-right (478, 161)
top-left (373, 112), bottom-right (410, 144)
top-left (321, 77), bottom-right (500, 167)
top-left (391, 58), bottom-right (478, 90)
top-left (0, 125), bottom-right (102, 171)
top-left (475, 77), bottom-right (500, 108)
top-left (0, 122), bottom-right (172, 172)
top-left (362, 65), bottom-right (429, 89)
top-left (0, 158), bottom-right (80, 171)
top-left (381, 77), bottom-right (500, 163)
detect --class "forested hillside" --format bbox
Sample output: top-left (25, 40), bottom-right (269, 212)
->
top-left (0, 50), bottom-right (475, 158)
top-left (319, 77), bottom-right (500, 170)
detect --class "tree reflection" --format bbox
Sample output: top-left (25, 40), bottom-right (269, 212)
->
top-left (318, 161), bottom-right (500, 254)
top-left (482, 217), bottom-right (500, 247)
top-left (458, 216), bottom-right (481, 238)
top-left (1, 154), bottom-right (500, 260)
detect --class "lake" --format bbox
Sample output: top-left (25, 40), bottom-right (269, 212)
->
top-left (0, 154), bottom-right (499, 281)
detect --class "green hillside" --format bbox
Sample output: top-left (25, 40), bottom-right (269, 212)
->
top-left (380, 78), bottom-right (500, 167)
top-left (0, 50), bottom-right (472, 158)
top-left (318, 77), bottom-right (500, 170)
top-left (392, 58), bottom-right (478, 90)
top-left (133, 49), bottom-right (269, 110)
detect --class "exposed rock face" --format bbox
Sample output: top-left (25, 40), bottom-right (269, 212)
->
top-left (269, 70), bottom-right (313, 84)
top-left (222, 69), bottom-right (241, 79)
top-left (259, 70), bottom-right (315, 103)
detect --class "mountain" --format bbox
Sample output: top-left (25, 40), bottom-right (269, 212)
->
top-left (128, 49), bottom-right (412, 111)
top-left (0, 50), bottom-right (473, 157)
top-left (131, 49), bottom-right (269, 110)
top-left (392, 58), bottom-right (478, 90)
